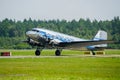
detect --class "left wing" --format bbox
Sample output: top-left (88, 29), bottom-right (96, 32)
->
top-left (58, 40), bottom-right (114, 49)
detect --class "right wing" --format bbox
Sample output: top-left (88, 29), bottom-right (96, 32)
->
top-left (58, 40), bottom-right (114, 49)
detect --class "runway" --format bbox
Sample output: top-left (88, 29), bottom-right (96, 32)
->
top-left (0, 55), bottom-right (120, 58)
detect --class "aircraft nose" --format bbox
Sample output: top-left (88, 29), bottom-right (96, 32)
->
top-left (26, 31), bottom-right (35, 37)
top-left (26, 31), bottom-right (38, 39)
top-left (26, 31), bottom-right (31, 37)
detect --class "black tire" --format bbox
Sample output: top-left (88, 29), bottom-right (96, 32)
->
top-left (92, 51), bottom-right (95, 55)
top-left (55, 50), bottom-right (61, 56)
top-left (35, 50), bottom-right (41, 56)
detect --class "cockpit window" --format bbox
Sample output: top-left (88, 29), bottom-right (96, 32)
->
top-left (32, 29), bottom-right (39, 32)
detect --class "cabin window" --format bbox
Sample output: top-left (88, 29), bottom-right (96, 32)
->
top-left (32, 29), bottom-right (39, 32)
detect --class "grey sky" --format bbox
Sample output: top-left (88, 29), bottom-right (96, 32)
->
top-left (0, 0), bottom-right (120, 21)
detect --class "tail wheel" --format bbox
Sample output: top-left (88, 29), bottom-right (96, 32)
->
top-left (91, 50), bottom-right (95, 55)
top-left (35, 50), bottom-right (41, 56)
top-left (55, 50), bottom-right (61, 56)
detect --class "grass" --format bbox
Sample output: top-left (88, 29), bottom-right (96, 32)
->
top-left (0, 49), bottom-right (120, 80)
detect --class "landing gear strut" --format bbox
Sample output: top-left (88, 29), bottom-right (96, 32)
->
top-left (55, 49), bottom-right (62, 56)
top-left (91, 50), bottom-right (95, 55)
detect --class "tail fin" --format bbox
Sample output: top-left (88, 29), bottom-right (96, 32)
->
top-left (93, 30), bottom-right (107, 41)
top-left (93, 30), bottom-right (107, 47)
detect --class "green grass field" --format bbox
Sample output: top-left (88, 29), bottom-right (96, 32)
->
top-left (0, 49), bottom-right (120, 80)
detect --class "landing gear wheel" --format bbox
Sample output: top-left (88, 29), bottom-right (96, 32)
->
top-left (55, 50), bottom-right (61, 56)
top-left (91, 50), bottom-right (95, 55)
top-left (35, 50), bottom-right (41, 56)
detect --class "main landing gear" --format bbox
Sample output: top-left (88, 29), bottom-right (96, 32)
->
top-left (35, 49), bottom-right (41, 56)
top-left (35, 48), bottom-right (62, 56)
top-left (35, 47), bottom-right (43, 56)
top-left (55, 49), bottom-right (62, 56)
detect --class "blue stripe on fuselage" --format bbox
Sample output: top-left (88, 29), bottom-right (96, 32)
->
top-left (39, 31), bottom-right (46, 36)
top-left (39, 30), bottom-right (73, 42)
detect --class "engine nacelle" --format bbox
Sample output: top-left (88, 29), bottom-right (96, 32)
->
top-left (49, 39), bottom-right (62, 47)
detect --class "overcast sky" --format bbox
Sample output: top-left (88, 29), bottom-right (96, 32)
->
top-left (0, 0), bottom-right (120, 21)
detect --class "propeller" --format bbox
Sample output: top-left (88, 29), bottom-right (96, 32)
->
top-left (22, 38), bottom-right (35, 47)
top-left (27, 37), bottom-right (30, 43)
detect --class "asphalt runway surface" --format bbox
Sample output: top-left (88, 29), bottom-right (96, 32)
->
top-left (0, 55), bottom-right (120, 58)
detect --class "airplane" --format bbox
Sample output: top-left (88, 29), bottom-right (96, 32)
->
top-left (24, 28), bottom-right (114, 56)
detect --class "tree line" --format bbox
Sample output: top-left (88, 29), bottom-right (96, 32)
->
top-left (0, 17), bottom-right (120, 49)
